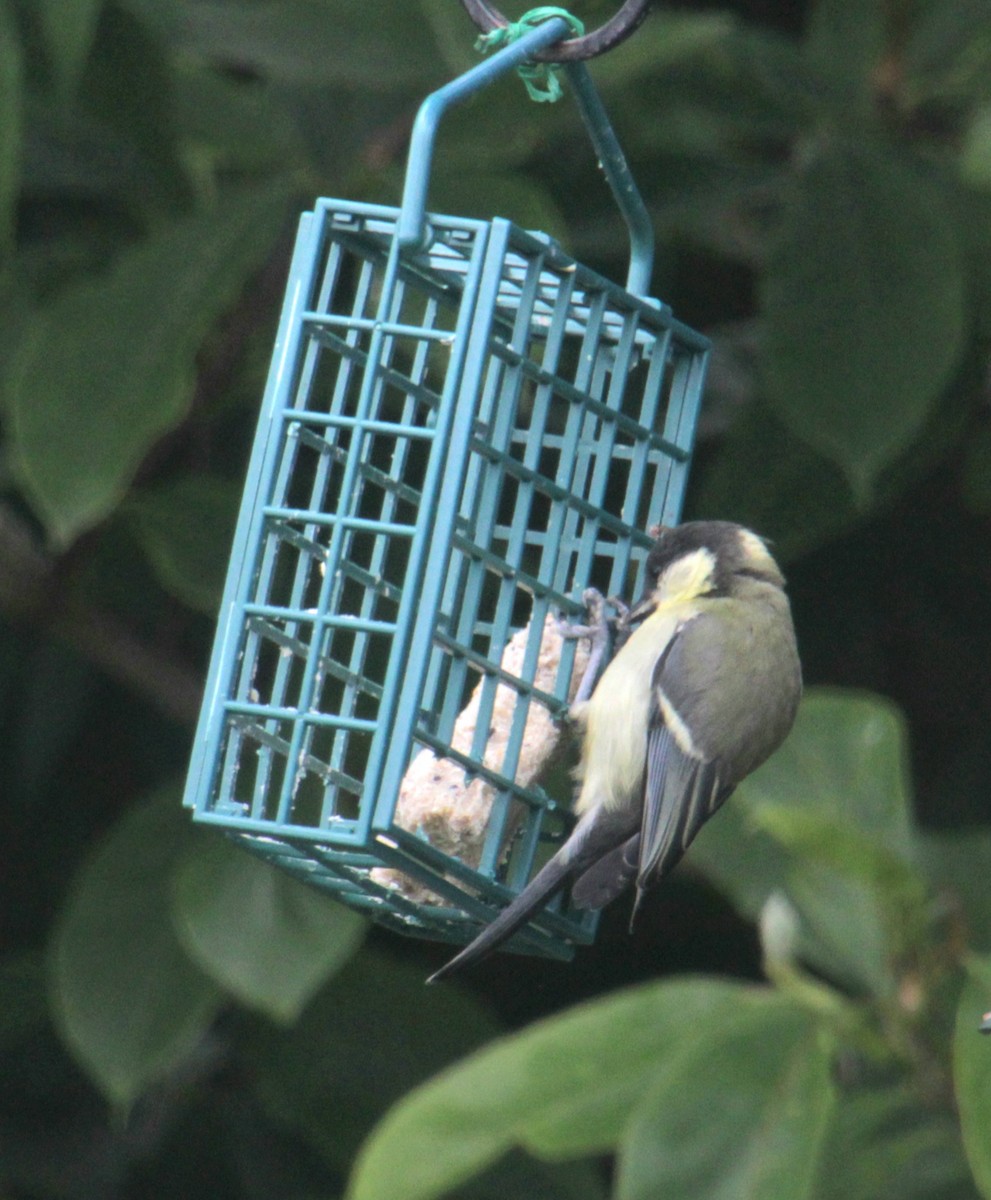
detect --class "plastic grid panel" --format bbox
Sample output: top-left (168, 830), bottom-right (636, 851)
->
top-left (404, 223), bottom-right (706, 900)
top-left (184, 200), bottom-right (708, 956)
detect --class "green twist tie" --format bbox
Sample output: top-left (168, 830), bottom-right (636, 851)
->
top-left (475, 6), bottom-right (585, 103)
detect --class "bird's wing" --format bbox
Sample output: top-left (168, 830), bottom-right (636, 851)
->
top-left (636, 725), bottom-right (725, 893)
top-left (634, 618), bottom-right (734, 909)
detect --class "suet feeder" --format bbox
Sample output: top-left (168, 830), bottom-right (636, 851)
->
top-left (183, 12), bottom-right (709, 960)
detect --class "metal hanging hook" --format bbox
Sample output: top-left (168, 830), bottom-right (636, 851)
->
top-left (397, 13), bottom-right (654, 296)
top-left (461, 0), bottom-right (651, 61)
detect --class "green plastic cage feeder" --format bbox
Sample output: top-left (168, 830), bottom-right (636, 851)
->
top-left (183, 18), bottom-right (709, 961)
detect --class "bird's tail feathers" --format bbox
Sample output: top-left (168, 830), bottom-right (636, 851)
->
top-left (427, 851), bottom-right (574, 984)
top-left (570, 833), bottom-right (639, 910)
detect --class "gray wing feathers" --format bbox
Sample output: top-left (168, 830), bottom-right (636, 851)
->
top-left (635, 721), bottom-right (727, 913)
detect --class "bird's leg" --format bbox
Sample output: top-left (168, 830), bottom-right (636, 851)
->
top-left (558, 588), bottom-right (622, 706)
top-left (610, 596), bottom-right (631, 628)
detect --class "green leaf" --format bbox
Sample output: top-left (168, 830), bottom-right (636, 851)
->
top-left (961, 424), bottom-right (991, 516)
top-left (761, 142), bottom-right (967, 501)
top-left (48, 790), bottom-right (224, 1108)
top-left (922, 828), bottom-right (991, 952)
top-left (812, 1083), bottom-right (975, 1200)
top-left (962, 105), bottom-right (991, 189)
top-left (753, 806), bottom-right (924, 898)
top-left (752, 805), bottom-right (931, 996)
top-left (177, 0), bottom-right (443, 88)
top-left (0, 0), bottom-right (23, 250)
top-left (590, 11), bottom-right (737, 91)
top-left (171, 835), bottom-right (367, 1024)
top-left (0, 951), bottom-right (48, 1053)
top-left (246, 949), bottom-right (501, 1172)
top-left (33, 0), bottom-right (103, 96)
top-left (953, 954), bottom-right (991, 1197)
top-left (78, 3), bottom-right (191, 212)
top-left (689, 400), bottom-right (856, 561)
top-left (125, 475), bottom-right (241, 614)
top-left (803, 0), bottom-right (884, 119)
top-left (346, 978), bottom-right (786, 1200)
top-left (7, 180), bottom-right (288, 546)
top-left (730, 689), bottom-right (915, 857)
top-left (903, 0), bottom-right (991, 107)
top-left (416, 0), bottom-right (478, 77)
top-left (616, 1000), bottom-right (833, 1200)
top-left (172, 65), bottom-right (306, 172)
top-left (615, 25), bottom-right (812, 161)
top-left (690, 689), bottom-right (923, 993)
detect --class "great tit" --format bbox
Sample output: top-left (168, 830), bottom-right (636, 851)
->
top-left (428, 520), bottom-right (801, 983)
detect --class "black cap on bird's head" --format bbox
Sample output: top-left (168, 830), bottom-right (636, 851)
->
top-left (626, 521), bottom-right (785, 624)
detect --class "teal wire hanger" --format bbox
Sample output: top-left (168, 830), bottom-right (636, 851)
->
top-left (397, 3), bottom-right (655, 298)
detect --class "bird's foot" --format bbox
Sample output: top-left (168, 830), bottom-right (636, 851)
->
top-left (559, 588), bottom-right (624, 706)
top-left (556, 588), bottom-right (608, 641)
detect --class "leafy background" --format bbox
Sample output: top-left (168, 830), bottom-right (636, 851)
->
top-left (3, 0), bottom-right (991, 1197)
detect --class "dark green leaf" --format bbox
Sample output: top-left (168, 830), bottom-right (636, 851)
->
top-left (590, 11), bottom-right (738, 91)
top-left (803, 0), bottom-right (884, 118)
top-left (48, 790), bottom-right (224, 1108)
top-left (962, 105), bottom-right (991, 189)
top-left (346, 978), bottom-right (784, 1200)
top-left (178, 0), bottom-right (443, 88)
top-left (614, 25), bottom-right (813, 160)
top-left (171, 835), bottom-right (367, 1024)
top-left (32, 0), bottom-right (103, 97)
top-left (616, 1000), bottom-right (833, 1200)
top-left (431, 83), bottom-right (559, 173)
top-left (812, 1083), bottom-right (975, 1200)
top-left (172, 66), bottom-right (306, 172)
top-left (961, 424), bottom-right (991, 517)
top-left (0, 952), bottom-right (48, 1052)
top-left (0, 0), bottom-right (23, 249)
top-left (79, 3), bottom-right (190, 211)
top-left (689, 400), bottom-right (857, 561)
top-left (953, 954), bottom-right (991, 1196)
top-left (761, 143), bottom-right (967, 500)
top-left (734, 689), bottom-right (915, 856)
top-left (903, 0), bottom-right (991, 107)
top-left (690, 689), bottom-right (923, 993)
top-left (922, 828), bottom-right (991, 953)
top-left (415, 0), bottom-right (477, 77)
top-left (245, 949), bottom-right (502, 1172)
top-left (126, 475), bottom-right (242, 614)
top-left (6, 640), bottom-right (96, 808)
top-left (7, 180), bottom-right (288, 546)
top-left (752, 805), bottom-right (931, 996)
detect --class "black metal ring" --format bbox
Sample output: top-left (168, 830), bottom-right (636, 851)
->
top-left (460, 1), bottom-right (651, 62)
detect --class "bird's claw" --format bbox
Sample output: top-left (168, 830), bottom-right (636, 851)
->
top-left (557, 588), bottom-right (608, 641)
top-left (559, 588), bottom-right (622, 706)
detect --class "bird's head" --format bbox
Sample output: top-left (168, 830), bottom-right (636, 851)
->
top-left (624, 521), bottom-right (785, 625)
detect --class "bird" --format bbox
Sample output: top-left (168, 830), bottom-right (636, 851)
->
top-left (427, 520), bottom-right (802, 983)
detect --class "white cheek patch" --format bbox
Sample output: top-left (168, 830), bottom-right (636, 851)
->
top-left (737, 529), bottom-right (778, 574)
top-left (658, 548), bottom-right (716, 604)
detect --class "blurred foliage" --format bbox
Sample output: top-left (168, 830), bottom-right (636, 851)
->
top-left (349, 691), bottom-right (990, 1200)
top-left (2, 0), bottom-right (991, 1197)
